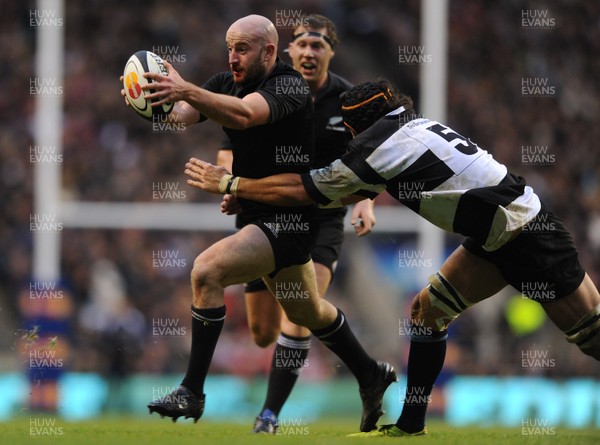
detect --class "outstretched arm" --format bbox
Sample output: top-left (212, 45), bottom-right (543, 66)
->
top-left (185, 158), bottom-right (312, 206)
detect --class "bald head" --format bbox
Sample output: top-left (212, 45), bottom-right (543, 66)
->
top-left (226, 15), bottom-right (279, 84)
top-left (227, 14), bottom-right (279, 49)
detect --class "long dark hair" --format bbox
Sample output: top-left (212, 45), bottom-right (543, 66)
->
top-left (341, 79), bottom-right (415, 134)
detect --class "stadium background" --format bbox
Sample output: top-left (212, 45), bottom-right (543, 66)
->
top-left (2, 0), bottom-right (600, 429)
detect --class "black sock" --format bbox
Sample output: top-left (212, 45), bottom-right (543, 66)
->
top-left (262, 333), bottom-right (311, 416)
top-left (396, 330), bottom-right (447, 433)
top-left (181, 305), bottom-right (226, 397)
top-left (311, 308), bottom-right (377, 387)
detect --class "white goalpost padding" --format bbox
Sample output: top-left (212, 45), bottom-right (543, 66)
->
top-left (417, 0), bottom-right (449, 282)
top-left (33, 0), bottom-right (64, 282)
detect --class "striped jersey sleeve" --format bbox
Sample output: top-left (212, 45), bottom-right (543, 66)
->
top-left (302, 110), bottom-right (541, 251)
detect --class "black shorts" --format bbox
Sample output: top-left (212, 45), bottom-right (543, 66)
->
top-left (462, 204), bottom-right (585, 302)
top-left (245, 207), bottom-right (346, 293)
top-left (247, 207), bottom-right (318, 281)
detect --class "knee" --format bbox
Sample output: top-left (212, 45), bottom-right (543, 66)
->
top-left (190, 255), bottom-right (222, 291)
top-left (249, 322), bottom-right (278, 348)
top-left (410, 289), bottom-right (438, 330)
top-left (410, 273), bottom-right (472, 333)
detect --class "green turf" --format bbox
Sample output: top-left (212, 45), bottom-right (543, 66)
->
top-left (1, 417), bottom-right (599, 445)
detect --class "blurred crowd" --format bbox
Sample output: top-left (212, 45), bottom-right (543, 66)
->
top-left (1, 0), bottom-right (600, 400)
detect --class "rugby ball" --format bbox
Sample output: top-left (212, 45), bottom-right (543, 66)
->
top-left (123, 50), bottom-right (174, 121)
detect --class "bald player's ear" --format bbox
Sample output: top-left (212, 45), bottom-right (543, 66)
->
top-left (264, 43), bottom-right (276, 61)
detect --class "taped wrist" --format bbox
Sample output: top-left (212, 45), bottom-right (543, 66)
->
top-left (218, 175), bottom-right (240, 196)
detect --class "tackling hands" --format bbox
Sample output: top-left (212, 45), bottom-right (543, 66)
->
top-left (184, 157), bottom-right (375, 236)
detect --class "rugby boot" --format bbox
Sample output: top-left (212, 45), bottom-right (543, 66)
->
top-left (359, 361), bottom-right (398, 432)
top-left (148, 385), bottom-right (205, 423)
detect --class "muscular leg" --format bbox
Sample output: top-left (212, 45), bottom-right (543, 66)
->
top-left (258, 263), bottom-right (332, 420)
top-left (149, 225), bottom-right (279, 421)
top-left (279, 262), bottom-right (332, 335)
top-left (244, 262), bottom-right (330, 348)
top-left (191, 225), bottom-right (276, 308)
top-left (245, 289), bottom-right (282, 348)
top-left (262, 260), bottom-right (336, 330)
top-left (396, 245), bottom-right (508, 433)
top-left (263, 260), bottom-right (380, 384)
top-left (181, 225), bottom-right (277, 397)
top-left (541, 273), bottom-right (600, 360)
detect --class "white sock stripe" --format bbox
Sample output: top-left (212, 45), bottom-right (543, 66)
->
top-left (191, 311), bottom-right (226, 323)
top-left (315, 312), bottom-right (346, 339)
top-left (277, 334), bottom-right (311, 349)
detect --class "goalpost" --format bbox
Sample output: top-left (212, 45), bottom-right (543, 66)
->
top-left (32, 0), bottom-right (448, 287)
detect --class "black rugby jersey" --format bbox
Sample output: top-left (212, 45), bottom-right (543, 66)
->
top-left (302, 107), bottom-right (541, 251)
top-left (312, 72), bottom-right (353, 168)
top-left (203, 58), bottom-right (315, 222)
top-left (312, 72), bottom-right (353, 220)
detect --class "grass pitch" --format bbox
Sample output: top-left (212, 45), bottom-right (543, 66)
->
top-left (1, 417), bottom-right (599, 445)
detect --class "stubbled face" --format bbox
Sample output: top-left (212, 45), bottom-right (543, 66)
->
top-left (287, 27), bottom-right (334, 87)
top-left (226, 29), bottom-right (266, 85)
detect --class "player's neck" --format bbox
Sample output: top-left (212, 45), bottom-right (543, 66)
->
top-left (308, 73), bottom-right (329, 100)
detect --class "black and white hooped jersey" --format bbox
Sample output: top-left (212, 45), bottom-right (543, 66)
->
top-left (301, 107), bottom-right (541, 251)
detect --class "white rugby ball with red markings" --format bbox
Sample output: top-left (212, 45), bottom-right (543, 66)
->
top-left (123, 50), bottom-right (174, 121)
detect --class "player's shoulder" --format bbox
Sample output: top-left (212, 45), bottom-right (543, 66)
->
top-left (314, 72), bottom-right (352, 105)
top-left (270, 57), bottom-right (303, 80)
top-left (328, 72), bottom-right (353, 92)
top-left (202, 71), bottom-right (234, 92)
